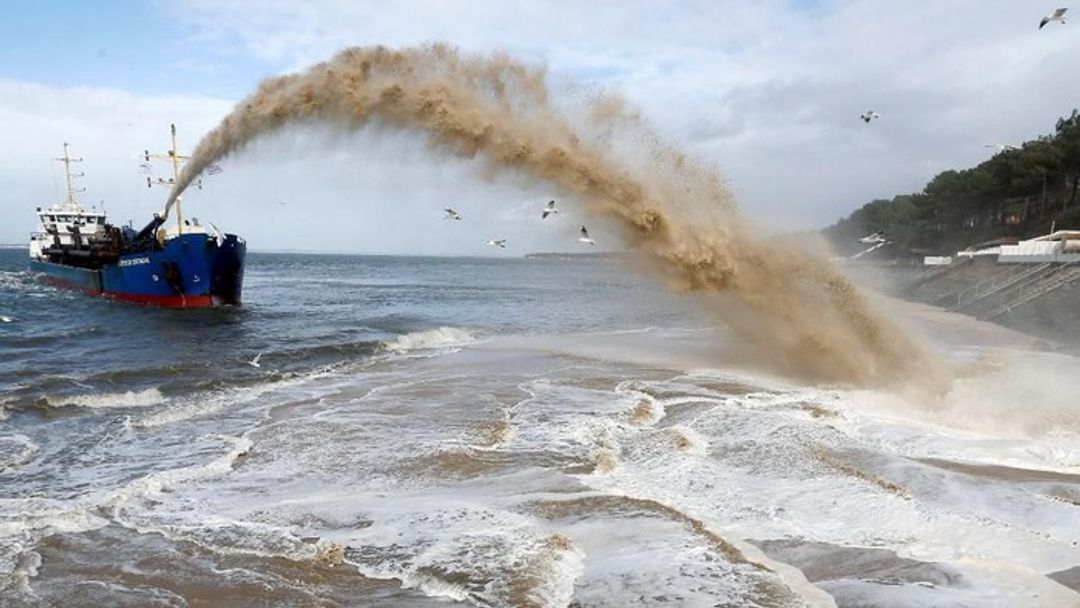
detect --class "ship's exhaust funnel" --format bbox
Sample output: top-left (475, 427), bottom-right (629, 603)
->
top-left (167, 43), bottom-right (949, 392)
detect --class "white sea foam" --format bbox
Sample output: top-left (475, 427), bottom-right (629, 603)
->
top-left (593, 380), bottom-right (1079, 594)
top-left (381, 327), bottom-right (476, 354)
top-left (478, 363), bottom-right (1079, 605)
top-left (0, 498), bottom-right (108, 540)
top-left (46, 388), bottom-right (165, 410)
top-left (0, 434), bottom-right (39, 472)
top-left (134, 365), bottom-right (339, 428)
top-left (104, 435), bottom-right (253, 511)
top-left (0, 437), bottom-right (250, 548)
top-left (0, 544), bottom-right (42, 598)
top-left (338, 497), bottom-right (585, 607)
top-left (9, 323), bottom-right (1080, 606)
top-left (0, 433), bottom-right (251, 599)
top-left (0, 497), bottom-right (109, 597)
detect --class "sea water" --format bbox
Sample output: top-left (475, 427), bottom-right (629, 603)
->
top-left (1, 248), bottom-right (1078, 607)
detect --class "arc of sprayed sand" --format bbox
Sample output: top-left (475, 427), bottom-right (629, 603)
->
top-left (166, 43), bottom-right (947, 391)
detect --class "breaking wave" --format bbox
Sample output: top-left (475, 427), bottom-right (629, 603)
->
top-left (380, 327), bottom-right (476, 353)
top-left (44, 388), bottom-right (165, 410)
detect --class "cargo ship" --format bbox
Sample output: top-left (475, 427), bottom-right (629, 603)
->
top-left (28, 126), bottom-right (245, 308)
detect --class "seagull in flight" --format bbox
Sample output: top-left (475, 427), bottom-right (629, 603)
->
top-left (985, 143), bottom-right (1019, 152)
top-left (247, 351), bottom-right (263, 368)
top-left (541, 200), bottom-right (559, 219)
top-left (858, 231), bottom-right (887, 245)
top-left (444, 207), bottom-right (463, 220)
top-left (578, 225), bottom-right (596, 246)
top-left (485, 239), bottom-right (507, 248)
top-left (1040, 8), bottom-right (1067, 29)
top-left (860, 110), bottom-right (881, 124)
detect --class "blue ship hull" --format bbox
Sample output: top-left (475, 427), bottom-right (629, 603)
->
top-left (31, 233), bottom-right (246, 308)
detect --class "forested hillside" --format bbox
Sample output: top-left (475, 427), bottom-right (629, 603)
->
top-left (826, 110), bottom-right (1080, 256)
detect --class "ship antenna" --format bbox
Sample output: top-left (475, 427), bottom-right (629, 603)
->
top-left (52, 142), bottom-right (85, 209)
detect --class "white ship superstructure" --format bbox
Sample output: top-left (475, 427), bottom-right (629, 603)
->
top-left (29, 144), bottom-right (107, 260)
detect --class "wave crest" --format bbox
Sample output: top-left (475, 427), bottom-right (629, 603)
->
top-left (45, 388), bottom-right (165, 410)
top-left (381, 327), bottom-right (475, 353)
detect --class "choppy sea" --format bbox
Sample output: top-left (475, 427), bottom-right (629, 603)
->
top-left (2, 247), bottom-right (1079, 607)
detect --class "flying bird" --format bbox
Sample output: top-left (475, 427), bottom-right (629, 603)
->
top-left (860, 110), bottom-right (881, 124)
top-left (579, 225), bottom-right (596, 245)
top-left (485, 239), bottom-right (507, 248)
top-left (985, 143), bottom-right (1019, 152)
top-left (858, 231), bottom-right (887, 245)
top-left (444, 207), bottom-right (463, 220)
top-left (247, 352), bottom-right (263, 368)
top-left (541, 200), bottom-right (559, 219)
top-left (1039, 8), bottom-right (1067, 29)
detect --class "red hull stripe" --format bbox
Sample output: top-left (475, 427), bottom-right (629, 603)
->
top-left (103, 291), bottom-right (215, 308)
top-left (42, 275), bottom-right (217, 308)
top-left (40, 272), bottom-right (221, 306)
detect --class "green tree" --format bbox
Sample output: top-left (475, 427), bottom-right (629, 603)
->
top-left (1056, 109), bottom-right (1080, 208)
top-left (825, 111), bottom-right (1078, 255)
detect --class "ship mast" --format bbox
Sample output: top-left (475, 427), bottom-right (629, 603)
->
top-left (170, 124), bottom-right (183, 235)
top-left (53, 143), bottom-right (84, 209)
top-left (145, 123), bottom-right (194, 235)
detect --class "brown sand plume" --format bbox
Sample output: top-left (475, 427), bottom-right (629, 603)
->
top-left (168, 44), bottom-right (947, 390)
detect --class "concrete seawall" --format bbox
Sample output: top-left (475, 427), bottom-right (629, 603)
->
top-left (841, 259), bottom-right (1080, 349)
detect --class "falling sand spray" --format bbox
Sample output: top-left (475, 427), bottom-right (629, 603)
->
top-left (166, 44), bottom-right (949, 392)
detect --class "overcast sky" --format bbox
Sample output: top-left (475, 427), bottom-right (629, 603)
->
top-left (2, 1), bottom-right (1078, 254)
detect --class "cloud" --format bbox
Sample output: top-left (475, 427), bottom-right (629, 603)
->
top-left (4, 1), bottom-right (1079, 250)
top-left (0, 80), bottom-right (233, 243)
top-left (164, 0), bottom-right (1080, 229)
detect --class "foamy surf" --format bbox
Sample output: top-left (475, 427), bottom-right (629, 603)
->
top-left (44, 388), bottom-right (165, 410)
top-left (0, 434), bottom-right (38, 472)
top-left (134, 364), bottom-right (343, 428)
top-left (6, 245), bottom-right (1080, 605)
top-left (380, 327), bottom-right (476, 353)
